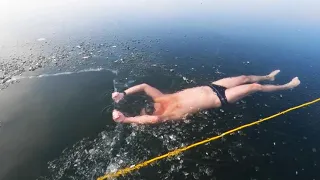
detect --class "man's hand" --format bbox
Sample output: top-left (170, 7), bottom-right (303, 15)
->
top-left (112, 110), bottom-right (126, 122)
top-left (112, 92), bottom-right (125, 103)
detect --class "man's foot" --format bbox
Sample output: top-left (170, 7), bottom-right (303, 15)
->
top-left (286, 77), bottom-right (301, 89)
top-left (266, 70), bottom-right (281, 81)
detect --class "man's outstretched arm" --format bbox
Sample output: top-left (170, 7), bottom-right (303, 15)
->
top-left (124, 83), bottom-right (163, 98)
top-left (112, 83), bottom-right (163, 103)
top-left (113, 110), bottom-right (161, 124)
top-left (123, 115), bottom-right (160, 124)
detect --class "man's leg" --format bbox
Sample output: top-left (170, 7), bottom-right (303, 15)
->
top-left (225, 77), bottom-right (300, 103)
top-left (212, 70), bottom-right (280, 88)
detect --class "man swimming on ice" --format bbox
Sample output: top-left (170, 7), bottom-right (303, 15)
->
top-left (112, 70), bottom-right (300, 124)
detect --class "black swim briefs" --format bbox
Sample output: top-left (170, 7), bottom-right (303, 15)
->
top-left (208, 84), bottom-right (229, 106)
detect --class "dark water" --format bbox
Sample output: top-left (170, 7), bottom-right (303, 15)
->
top-left (1, 1), bottom-right (320, 180)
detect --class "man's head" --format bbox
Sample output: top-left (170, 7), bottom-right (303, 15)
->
top-left (140, 101), bottom-right (156, 115)
top-left (117, 95), bottom-right (161, 116)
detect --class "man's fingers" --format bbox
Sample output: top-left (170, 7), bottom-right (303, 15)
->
top-left (112, 93), bottom-right (124, 103)
top-left (112, 92), bottom-right (119, 98)
top-left (112, 111), bottom-right (120, 119)
top-left (112, 110), bottom-right (124, 122)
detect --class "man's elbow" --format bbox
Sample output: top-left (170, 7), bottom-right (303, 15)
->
top-left (141, 83), bottom-right (150, 89)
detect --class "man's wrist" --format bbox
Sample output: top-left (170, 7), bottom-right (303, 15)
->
top-left (123, 91), bottom-right (127, 96)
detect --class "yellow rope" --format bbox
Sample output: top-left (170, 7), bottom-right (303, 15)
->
top-left (97, 98), bottom-right (320, 180)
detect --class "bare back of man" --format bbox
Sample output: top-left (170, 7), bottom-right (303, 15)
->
top-left (112, 70), bottom-right (300, 124)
